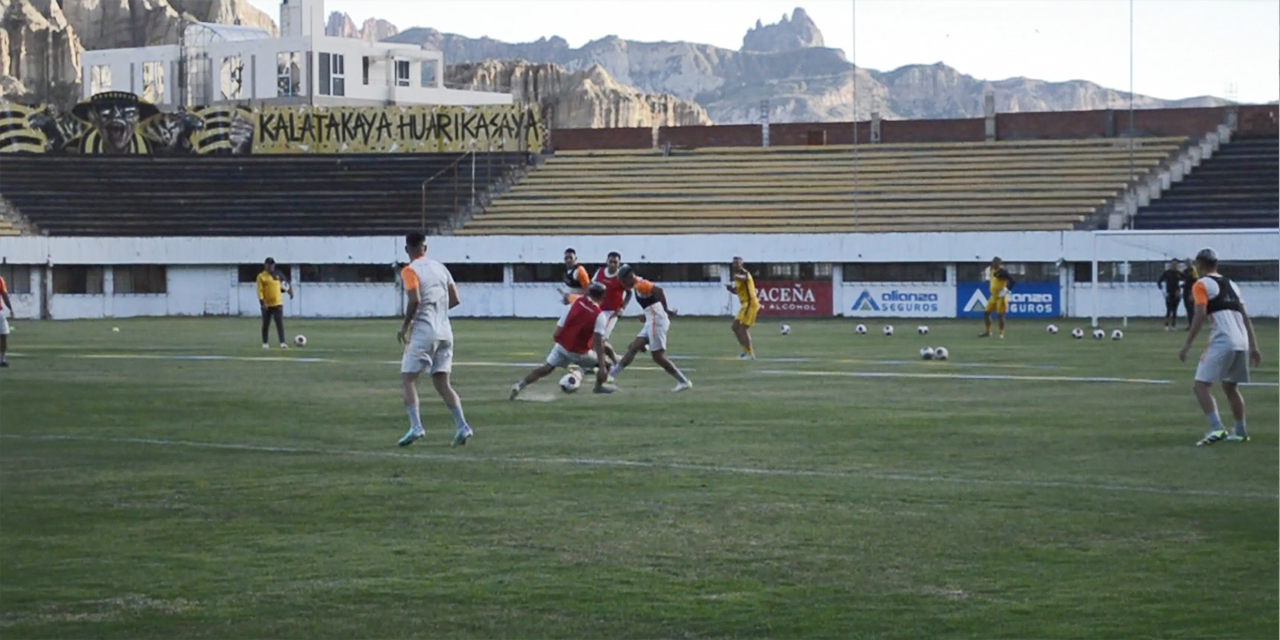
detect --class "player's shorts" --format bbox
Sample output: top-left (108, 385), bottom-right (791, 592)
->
top-left (984, 294), bottom-right (1008, 314)
top-left (735, 303), bottom-right (760, 328)
top-left (638, 313), bottom-right (671, 352)
top-left (1195, 347), bottom-right (1250, 384)
top-left (401, 334), bottom-right (454, 376)
top-left (600, 310), bottom-right (619, 339)
top-left (545, 343), bottom-right (598, 370)
top-left (0, 314), bottom-right (8, 336)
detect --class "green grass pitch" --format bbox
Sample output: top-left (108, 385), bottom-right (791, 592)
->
top-left (1, 316), bottom-right (1276, 639)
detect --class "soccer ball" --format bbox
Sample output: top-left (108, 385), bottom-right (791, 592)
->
top-left (855, 323), bottom-right (868, 335)
top-left (1092, 328), bottom-right (1106, 340)
top-left (1046, 324), bottom-right (1059, 334)
top-left (559, 370), bottom-right (583, 394)
top-left (920, 346), bottom-right (935, 360)
top-left (917, 325), bottom-right (929, 335)
top-left (1071, 328), bottom-right (1085, 339)
top-left (780, 324), bottom-right (791, 336)
top-left (934, 346), bottom-right (949, 361)
top-left (293, 335), bottom-right (307, 347)
top-left (883, 325), bottom-right (894, 336)
top-left (1111, 329), bottom-right (1124, 341)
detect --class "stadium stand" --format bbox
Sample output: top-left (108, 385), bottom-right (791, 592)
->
top-left (0, 153), bottom-right (526, 236)
top-left (1132, 135), bottom-right (1279, 230)
top-left (457, 138), bottom-right (1189, 235)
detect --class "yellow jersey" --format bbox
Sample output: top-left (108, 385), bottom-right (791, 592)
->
top-left (734, 272), bottom-right (759, 308)
top-left (256, 270), bottom-right (285, 307)
top-left (988, 267), bottom-right (1013, 298)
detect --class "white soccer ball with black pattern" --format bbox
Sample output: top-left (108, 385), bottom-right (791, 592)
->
top-left (934, 346), bottom-right (949, 361)
top-left (780, 324), bottom-right (791, 335)
top-left (920, 346), bottom-right (935, 360)
top-left (1111, 329), bottom-right (1124, 341)
top-left (883, 324), bottom-right (894, 336)
top-left (1071, 328), bottom-right (1085, 339)
top-left (855, 323), bottom-right (868, 335)
top-left (1046, 324), bottom-right (1059, 334)
top-left (293, 334), bottom-right (307, 347)
top-left (559, 370), bottom-right (583, 394)
top-left (917, 325), bottom-right (929, 335)
top-left (1092, 328), bottom-right (1106, 340)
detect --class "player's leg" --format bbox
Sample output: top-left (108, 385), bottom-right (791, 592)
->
top-left (398, 338), bottom-right (429, 446)
top-left (1193, 349), bottom-right (1230, 446)
top-left (980, 299), bottom-right (995, 337)
top-left (260, 305), bottom-right (271, 347)
top-left (0, 315), bottom-right (9, 367)
top-left (427, 340), bottom-right (470, 445)
top-left (996, 303), bottom-right (1007, 338)
top-left (647, 318), bottom-right (690, 390)
top-left (1182, 296), bottom-right (1194, 330)
top-left (734, 307), bottom-right (757, 358)
top-left (1164, 296), bottom-right (1178, 329)
top-left (273, 306), bottom-right (287, 348)
top-left (1223, 351), bottom-right (1251, 441)
top-left (599, 312), bottom-right (621, 365)
top-left (512, 344), bottom-right (567, 399)
top-left (609, 335), bottom-right (648, 381)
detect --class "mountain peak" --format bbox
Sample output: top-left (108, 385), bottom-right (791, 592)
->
top-left (742, 7), bottom-right (823, 53)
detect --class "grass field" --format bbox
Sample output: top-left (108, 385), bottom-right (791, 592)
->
top-left (0, 315), bottom-right (1276, 639)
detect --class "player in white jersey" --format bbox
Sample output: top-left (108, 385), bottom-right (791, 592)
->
top-left (607, 265), bottom-right (693, 392)
top-left (1178, 247), bottom-right (1262, 446)
top-left (396, 232), bottom-right (473, 447)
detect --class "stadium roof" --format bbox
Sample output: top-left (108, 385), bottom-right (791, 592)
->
top-left (183, 23), bottom-right (272, 46)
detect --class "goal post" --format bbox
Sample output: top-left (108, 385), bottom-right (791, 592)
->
top-left (1088, 229), bottom-right (1280, 327)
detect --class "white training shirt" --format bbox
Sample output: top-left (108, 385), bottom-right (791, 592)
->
top-left (1198, 276), bottom-right (1249, 351)
top-left (402, 257), bottom-right (455, 342)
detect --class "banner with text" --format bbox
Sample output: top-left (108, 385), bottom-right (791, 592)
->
top-left (253, 104), bottom-right (543, 154)
top-left (844, 284), bottom-right (954, 318)
top-left (756, 280), bottom-right (833, 317)
top-left (956, 282), bottom-right (1060, 318)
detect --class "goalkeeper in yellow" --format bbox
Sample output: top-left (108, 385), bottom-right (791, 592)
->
top-left (726, 256), bottom-right (760, 359)
top-left (979, 256), bottom-right (1016, 339)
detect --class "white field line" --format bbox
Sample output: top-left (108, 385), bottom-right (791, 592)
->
top-left (2, 434), bottom-right (1274, 501)
top-left (755, 369), bottom-right (1280, 387)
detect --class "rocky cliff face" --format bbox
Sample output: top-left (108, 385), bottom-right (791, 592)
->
top-left (0, 0), bottom-right (275, 104)
top-left (742, 7), bottom-right (823, 53)
top-left (446, 60), bottom-right (711, 129)
top-left (325, 11), bottom-right (396, 43)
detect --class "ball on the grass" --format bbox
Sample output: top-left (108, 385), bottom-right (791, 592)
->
top-left (855, 323), bottom-right (868, 335)
top-left (917, 325), bottom-right (929, 335)
top-left (1071, 328), bottom-right (1085, 339)
top-left (1111, 329), bottom-right (1124, 341)
top-left (294, 334), bottom-right (307, 347)
top-left (920, 346), bottom-right (935, 360)
top-left (111, 327), bottom-right (120, 333)
top-left (883, 324), bottom-right (895, 336)
top-left (780, 324), bottom-right (791, 335)
top-left (934, 346), bottom-right (949, 361)
top-left (559, 370), bottom-right (582, 393)
top-left (1092, 328), bottom-right (1106, 340)
top-left (1046, 324), bottom-right (1059, 334)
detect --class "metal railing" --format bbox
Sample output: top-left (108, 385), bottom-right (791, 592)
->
top-left (418, 150), bottom-right (536, 234)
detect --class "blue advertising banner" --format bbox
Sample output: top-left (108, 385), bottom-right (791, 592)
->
top-left (956, 282), bottom-right (1060, 318)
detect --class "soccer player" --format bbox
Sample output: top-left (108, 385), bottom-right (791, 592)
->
top-left (0, 273), bottom-right (13, 368)
top-left (726, 256), bottom-right (759, 359)
top-left (1178, 248), bottom-right (1262, 446)
top-left (559, 247), bottom-right (591, 305)
top-left (1157, 259), bottom-right (1183, 331)
top-left (1180, 258), bottom-right (1198, 330)
top-left (256, 258), bottom-right (293, 349)
top-left (609, 265), bottom-right (693, 392)
top-left (978, 257), bottom-right (1015, 338)
top-left (510, 282), bottom-right (613, 398)
top-left (592, 251), bottom-right (631, 364)
top-left (397, 232), bottom-right (473, 447)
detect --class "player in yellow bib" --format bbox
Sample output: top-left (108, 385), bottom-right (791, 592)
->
top-left (726, 256), bottom-right (760, 359)
top-left (979, 256), bottom-right (1015, 339)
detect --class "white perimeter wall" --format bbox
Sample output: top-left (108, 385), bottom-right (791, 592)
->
top-left (1, 231), bottom-right (1275, 320)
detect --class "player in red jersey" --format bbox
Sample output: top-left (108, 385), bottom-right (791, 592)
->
top-left (592, 251), bottom-right (630, 364)
top-left (510, 282), bottom-right (614, 398)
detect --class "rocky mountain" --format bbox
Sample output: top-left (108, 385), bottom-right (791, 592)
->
top-left (0, 0), bottom-right (275, 103)
top-left (446, 60), bottom-right (711, 129)
top-left (324, 11), bottom-right (396, 43)
top-left (742, 7), bottom-right (823, 54)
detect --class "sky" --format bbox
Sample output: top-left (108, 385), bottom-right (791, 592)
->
top-left (247, 0), bottom-right (1279, 103)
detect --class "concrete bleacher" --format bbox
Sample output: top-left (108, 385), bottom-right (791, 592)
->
top-left (0, 153), bottom-right (525, 236)
top-left (1133, 136), bottom-right (1279, 230)
top-left (456, 138), bottom-right (1188, 235)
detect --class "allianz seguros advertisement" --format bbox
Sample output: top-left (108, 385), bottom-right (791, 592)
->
top-left (955, 282), bottom-right (1060, 318)
top-left (845, 285), bottom-right (954, 318)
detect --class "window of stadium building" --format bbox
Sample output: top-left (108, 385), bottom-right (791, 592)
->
top-left (300, 265), bottom-right (395, 284)
top-left (396, 60), bottom-right (411, 87)
top-left (445, 264), bottom-right (504, 283)
top-left (634, 264), bottom-right (721, 282)
top-left (752, 263), bottom-right (833, 281)
top-left (238, 265), bottom-right (290, 283)
top-left (54, 267), bottom-right (105, 295)
top-left (114, 266), bottom-right (167, 295)
top-left (90, 65), bottom-right (112, 94)
top-left (959, 262), bottom-right (1058, 282)
top-left (142, 61), bottom-right (165, 104)
top-left (843, 263), bottom-right (945, 283)
top-left (318, 53), bottom-right (345, 96)
top-left (0, 265), bottom-right (32, 294)
top-left (513, 264), bottom-right (565, 283)
top-left (277, 52), bottom-right (302, 97)
top-left (1077, 261), bottom-right (1280, 283)
top-left (220, 55), bottom-right (244, 101)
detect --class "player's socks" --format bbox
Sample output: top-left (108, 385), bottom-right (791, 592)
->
top-left (449, 405), bottom-right (469, 432)
top-left (509, 382), bottom-right (523, 400)
top-left (1206, 412), bottom-right (1224, 430)
top-left (407, 406), bottom-right (424, 432)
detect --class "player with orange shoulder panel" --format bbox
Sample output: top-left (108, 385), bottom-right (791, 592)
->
top-left (607, 265), bottom-right (693, 392)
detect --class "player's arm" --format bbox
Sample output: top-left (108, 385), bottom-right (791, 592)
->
top-left (256, 274), bottom-right (267, 307)
top-left (0, 290), bottom-right (12, 318)
top-left (447, 282), bottom-right (460, 309)
top-left (1241, 305), bottom-right (1262, 366)
top-left (575, 266), bottom-right (590, 289)
top-left (398, 268), bottom-right (420, 344)
top-left (652, 284), bottom-right (675, 316)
